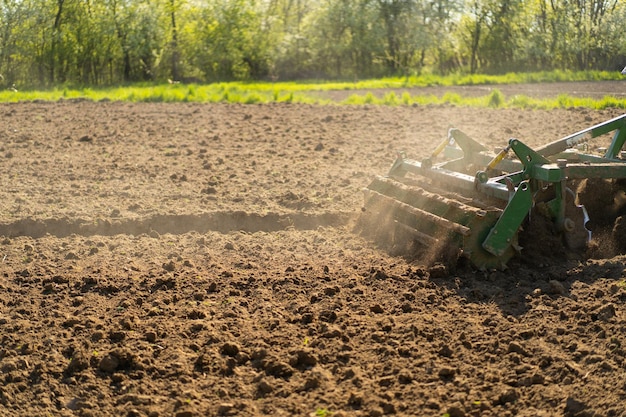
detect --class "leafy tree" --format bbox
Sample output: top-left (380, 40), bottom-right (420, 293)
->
top-left (424, 0), bottom-right (464, 74)
top-left (457, 0), bottom-right (487, 73)
top-left (305, 0), bottom-right (381, 79)
top-left (600, 1), bottom-right (626, 70)
top-left (457, 0), bottom-right (527, 73)
top-left (1, 0), bottom-right (625, 86)
top-left (571, 0), bottom-right (620, 69)
top-left (188, 0), bottom-right (271, 81)
top-left (107, 0), bottom-right (163, 82)
top-left (482, 0), bottom-right (525, 72)
top-left (264, 0), bottom-right (321, 79)
top-left (0, 0), bottom-right (29, 86)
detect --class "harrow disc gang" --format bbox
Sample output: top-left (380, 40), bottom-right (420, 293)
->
top-left (362, 176), bottom-right (516, 270)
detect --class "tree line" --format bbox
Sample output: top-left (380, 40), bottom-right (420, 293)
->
top-left (1, 0), bottom-right (625, 88)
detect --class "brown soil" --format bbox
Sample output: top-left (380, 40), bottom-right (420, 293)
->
top-left (1, 96), bottom-right (626, 417)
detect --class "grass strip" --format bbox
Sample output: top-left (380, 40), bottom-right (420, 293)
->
top-left (0, 70), bottom-right (624, 110)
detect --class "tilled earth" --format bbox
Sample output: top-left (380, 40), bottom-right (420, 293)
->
top-left (1, 96), bottom-right (626, 417)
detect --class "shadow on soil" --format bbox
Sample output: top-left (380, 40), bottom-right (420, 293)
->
top-left (355, 209), bottom-right (626, 317)
top-left (0, 211), bottom-right (356, 238)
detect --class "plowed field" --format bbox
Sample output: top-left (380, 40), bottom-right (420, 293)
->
top-left (1, 95), bottom-right (626, 417)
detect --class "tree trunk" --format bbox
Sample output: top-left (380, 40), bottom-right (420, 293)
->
top-left (51, 0), bottom-right (65, 84)
top-left (170, 0), bottom-right (180, 81)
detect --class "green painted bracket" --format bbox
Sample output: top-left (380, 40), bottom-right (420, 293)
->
top-left (509, 138), bottom-right (550, 170)
top-left (605, 126), bottom-right (626, 159)
top-left (482, 181), bottom-right (533, 257)
top-left (509, 138), bottom-right (567, 182)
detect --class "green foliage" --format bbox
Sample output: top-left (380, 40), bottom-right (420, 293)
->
top-left (314, 408), bottom-right (332, 417)
top-left (189, 0), bottom-right (271, 81)
top-left (0, 1), bottom-right (624, 87)
top-left (556, 94), bottom-right (573, 108)
top-left (508, 95), bottom-right (536, 109)
top-left (1, 72), bottom-right (626, 112)
top-left (440, 92), bottom-right (461, 105)
top-left (382, 92), bottom-right (399, 106)
top-left (596, 96), bottom-right (626, 110)
top-left (487, 89), bottom-right (504, 108)
top-left (244, 93), bottom-right (264, 104)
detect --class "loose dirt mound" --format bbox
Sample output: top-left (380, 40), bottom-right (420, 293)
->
top-left (1, 100), bottom-right (626, 416)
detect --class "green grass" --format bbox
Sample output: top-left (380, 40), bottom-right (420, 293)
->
top-left (0, 70), bottom-right (624, 110)
top-left (313, 408), bottom-right (332, 417)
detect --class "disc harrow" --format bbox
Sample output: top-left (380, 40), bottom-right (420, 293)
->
top-left (363, 114), bottom-right (626, 270)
